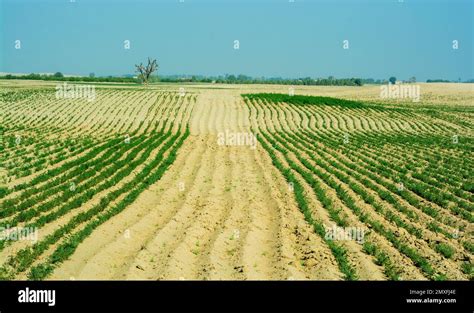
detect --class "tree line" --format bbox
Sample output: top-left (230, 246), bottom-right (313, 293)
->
top-left (1, 72), bottom-right (471, 85)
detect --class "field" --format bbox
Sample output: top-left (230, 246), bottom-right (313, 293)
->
top-left (0, 81), bottom-right (472, 280)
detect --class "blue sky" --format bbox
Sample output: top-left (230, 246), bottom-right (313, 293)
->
top-left (1, 0), bottom-right (472, 80)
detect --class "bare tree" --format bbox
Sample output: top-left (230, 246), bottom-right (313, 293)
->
top-left (135, 57), bottom-right (158, 84)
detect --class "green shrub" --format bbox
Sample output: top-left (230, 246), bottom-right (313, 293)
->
top-left (435, 243), bottom-right (455, 259)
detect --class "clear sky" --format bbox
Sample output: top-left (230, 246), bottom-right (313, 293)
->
top-left (1, 0), bottom-right (472, 80)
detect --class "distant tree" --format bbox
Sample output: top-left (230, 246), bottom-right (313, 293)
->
top-left (409, 76), bottom-right (416, 83)
top-left (135, 57), bottom-right (158, 84)
top-left (89, 72), bottom-right (95, 78)
top-left (54, 72), bottom-right (64, 78)
top-left (354, 78), bottom-right (363, 86)
top-left (389, 76), bottom-right (397, 84)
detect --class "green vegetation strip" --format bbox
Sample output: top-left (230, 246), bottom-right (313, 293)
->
top-left (256, 128), bottom-right (357, 280)
top-left (243, 93), bottom-right (367, 109)
top-left (27, 128), bottom-right (189, 280)
top-left (279, 130), bottom-right (459, 261)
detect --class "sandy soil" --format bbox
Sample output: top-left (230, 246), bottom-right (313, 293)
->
top-left (1, 81), bottom-right (472, 280)
top-left (45, 88), bottom-right (343, 280)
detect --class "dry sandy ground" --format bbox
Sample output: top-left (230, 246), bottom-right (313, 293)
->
top-left (3, 79), bottom-right (471, 106)
top-left (48, 88), bottom-right (343, 280)
top-left (42, 83), bottom-right (474, 280)
top-left (2, 81), bottom-right (471, 280)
